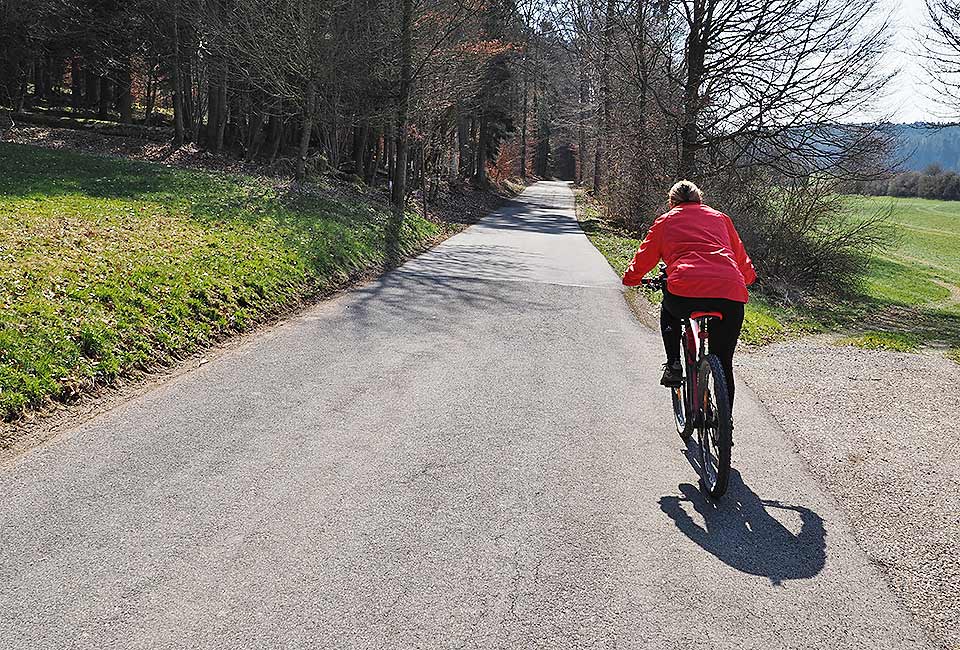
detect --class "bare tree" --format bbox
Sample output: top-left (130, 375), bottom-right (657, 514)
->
top-left (663, 0), bottom-right (894, 179)
top-left (922, 0), bottom-right (960, 116)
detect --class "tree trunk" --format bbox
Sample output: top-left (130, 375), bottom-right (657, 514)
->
top-left (470, 117), bottom-right (480, 176)
top-left (386, 124), bottom-right (395, 189)
top-left (85, 68), bottom-right (100, 109)
top-left (4, 56), bottom-right (24, 113)
top-left (45, 56), bottom-right (59, 96)
top-left (34, 57), bottom-right (46, 101)
top-left (456, 108), bottom-right (471, 177)
top-left (71, 58), bottom-right (82, 109)
top-left (267, 101), bottom-right (283, 164)
top-left (353, 120), bottom-right (368, 178)
top-left (366, 128), bottom-right (382, 185)
top-left (417, 143), bottom-right (427, 217)
top-left (680, 1), bottom-right (707, 178)
top-left (475, 112), bottom-right (489, 187)
top-left (245, 106), bottom-right (267, 162)
top-left (534, 112), bottom-right (550, 178)
top-left (636, 1), bottom-right (649, 132)
top-left (216, 66), bottom-right (227, 151)
top-left (577, 58), bottom-right (587, 186)
top-left (519, 57), bottom-right (528, 179)
top-left (145, 63), bottom-right (157, 125)
top-left (206, 64), bottom-right (221, 147)
top-left (171, 1), bottom-right (185, 147)
top-left (117, 59), bottom-right (133, 124)
top-left (98, 76), bottom-right (112, 120)
top-left (182, 52), bottom-right (197, 141)
top-left (296, 80), bottom-right (316, 181)
top-left (594, 0), bottom-right (614, 194)
top-left (14, 63), bottom-right (27, 112)
top-left (391, 0), bottom-right (414, 208)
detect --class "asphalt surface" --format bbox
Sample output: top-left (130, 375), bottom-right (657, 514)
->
top-left (0, 181), bottom-right (932, 649)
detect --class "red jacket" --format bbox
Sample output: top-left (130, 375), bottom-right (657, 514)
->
top-left (622, 202), bottom-right (756, 303)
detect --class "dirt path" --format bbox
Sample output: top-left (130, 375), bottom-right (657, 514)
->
top-left (931, 278), bottom-right (960, 309)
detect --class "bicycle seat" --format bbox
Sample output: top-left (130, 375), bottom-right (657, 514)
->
top-left (691, 311), bottom-right (723, 320)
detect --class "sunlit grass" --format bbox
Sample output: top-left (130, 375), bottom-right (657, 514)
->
top-left (838, 331), bottom-right (920, 352)
top-left (0, 142), bottom-right (439, 420)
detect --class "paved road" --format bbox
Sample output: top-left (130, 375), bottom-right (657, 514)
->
top-left (1, 182), bottom-right (931, 649)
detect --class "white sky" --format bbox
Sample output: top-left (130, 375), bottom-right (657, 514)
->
top-left (885, 0), bottom-right (942, 122)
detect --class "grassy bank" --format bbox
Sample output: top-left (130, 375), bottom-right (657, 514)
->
top-left (0, 142), bottom-right (444, 420)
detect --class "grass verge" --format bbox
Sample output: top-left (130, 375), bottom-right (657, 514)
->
top-left (835, 196), bottom-right (960, 357)
top-left (0, 142), bottom-right (446, 421)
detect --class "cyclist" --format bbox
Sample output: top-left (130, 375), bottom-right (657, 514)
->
top-left (622, 180), bottom-right (756, 411)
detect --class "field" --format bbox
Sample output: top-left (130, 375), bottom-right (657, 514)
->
top-left (0, 142), bottom-right (441, 421)
top-left (576, 192), bottom-right (960, 358)
top-left (840, 196), bottom-right (960, 353)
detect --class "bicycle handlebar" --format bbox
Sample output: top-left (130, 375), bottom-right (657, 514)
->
top-left (640, 263), bottom-right (668, 291)
top-left (641, 275), bottom-right (665, 290)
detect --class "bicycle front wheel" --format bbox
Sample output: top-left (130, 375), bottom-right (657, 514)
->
top-left (697, 354), bottom-right (732, 498)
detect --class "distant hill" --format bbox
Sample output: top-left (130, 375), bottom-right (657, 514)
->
top-left (888, 123), bottom-right (960, 171)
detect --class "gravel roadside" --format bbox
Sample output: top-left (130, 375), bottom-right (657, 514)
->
top-left (737, 340), bottom-right (959, 650)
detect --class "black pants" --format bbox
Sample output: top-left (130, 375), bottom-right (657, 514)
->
top-left (661, 288), bottom-right (745, 410)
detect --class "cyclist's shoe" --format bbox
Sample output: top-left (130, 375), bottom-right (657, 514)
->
top-left (660, 362), bottom-right (683, 387)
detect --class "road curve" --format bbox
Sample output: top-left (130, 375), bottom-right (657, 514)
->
top-left (0, 181), bottom-right (931, 649)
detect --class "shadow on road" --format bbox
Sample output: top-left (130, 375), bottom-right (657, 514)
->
top-left (659, 468), bottom-right (827, 585)
top-left (476, 205), bottom-right (587, 236)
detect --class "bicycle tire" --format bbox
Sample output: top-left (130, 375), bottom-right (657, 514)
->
top-left (697, 354), bottom-right (732, 498)
top-left (671, 359), bottom-right (694, 440)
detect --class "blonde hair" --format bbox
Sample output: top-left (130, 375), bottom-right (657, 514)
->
top-left (668, 180), bottom-right (703, 206)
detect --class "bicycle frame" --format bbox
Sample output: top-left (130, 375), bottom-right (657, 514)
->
top-left (681, 315), bottom-right (712, 418)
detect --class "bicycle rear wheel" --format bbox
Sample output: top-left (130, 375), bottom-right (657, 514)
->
top-left (697, 354), bottom-right (732, 498)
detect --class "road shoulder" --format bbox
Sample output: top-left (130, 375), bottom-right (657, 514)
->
top-left (738, 340), bottom-right (960, 650)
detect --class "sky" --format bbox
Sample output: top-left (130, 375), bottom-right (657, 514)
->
top-left (886, 0), bottom-right (943, 122)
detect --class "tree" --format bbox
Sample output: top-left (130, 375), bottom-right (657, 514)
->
top-left (663, 0), bottom-right (893, 180)
top-left (923, 0), bottom-right (960, 116)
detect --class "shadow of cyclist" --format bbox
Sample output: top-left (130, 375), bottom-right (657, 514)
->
top-left (658, 467), bottom-right (826, 585)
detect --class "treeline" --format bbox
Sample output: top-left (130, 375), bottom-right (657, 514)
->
top-left (0, 0), bottom-right (530, 201)
top-left (850, 165), bottom-right (960, 201)
top-left (2, 0), bottom-right (904, 298)
top-left (890, 124), bottom-right (960, 172)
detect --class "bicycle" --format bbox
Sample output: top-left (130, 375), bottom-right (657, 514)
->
top-left (641, 264), bottom-right (733, 499)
